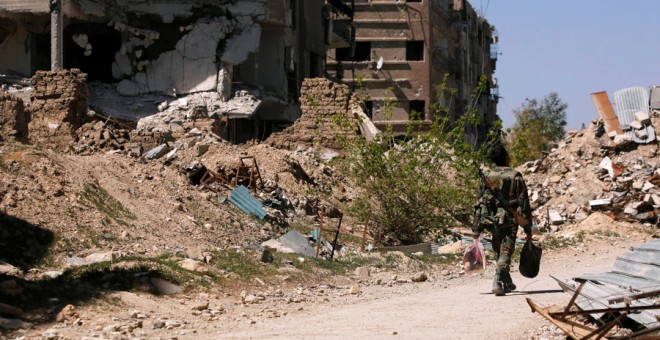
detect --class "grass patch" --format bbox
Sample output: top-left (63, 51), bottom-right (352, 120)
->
top-left (78, 183), bottom-right (136, 227)
top-left (209, 249), bottom-right (277, 280)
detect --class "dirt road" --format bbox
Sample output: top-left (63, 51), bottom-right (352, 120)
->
top-left (213, 240), bottom-right (637, 340)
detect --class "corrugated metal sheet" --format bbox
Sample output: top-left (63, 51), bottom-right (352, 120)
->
top-left (229, 185), bottom-right (266, 220)
top-left (612, 86), bottom-right (656, 143)
top-left (0, 0), bottom-right (49, 13)
top-left (556, 239), bottom-right (660, 329)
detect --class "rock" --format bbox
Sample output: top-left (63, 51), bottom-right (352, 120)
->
top-left (642, 182), bottom-right (655, 192)
top-left (179, 258), bottom-right (207, 272)
top-left (549, 175), bottom-right (562, 183)
top-left (635, 111), bottom-right (651, 125)
top-left (548, 210), bottom-right (564, 225)
top-left (244, 294), bottom-right (257, 304)
top-left (150, 277), bottom-right (182, 295)
top-left (354, 266), bottom-right (370, 278)
top-left (142, 143), bottom-right (171, 160)
top-left (191, 300), bottom-right (209, 311)
top-left (55, 304), bottom-right (77, 322)
top-left (85, 251), bottom-right (117, 264)
top-left (349, 285), bottom-right (360, 294)
top-left (411, 272), bottom-right (428, 282)
top-left (153, 320), bottom-right (166, 329)
top-left (437, 241), bottom-right (464, 254)
top-left (0, 261), bottom-right (23, 278)
top-left (196, 144), bottom-right (210, 156)
top-left (0, 316), bottom-right (32, 330)
top-left (64, 255), bottom-right (88, 267)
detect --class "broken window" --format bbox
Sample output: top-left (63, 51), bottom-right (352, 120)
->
top-left (409, 100), bottom-right (425, 120)
top-left (406, 41), bottom-right (424, 61)
top-left (335, 41), bottom-right (371, 62)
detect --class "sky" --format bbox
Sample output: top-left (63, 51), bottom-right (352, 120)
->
top-left (481, 0), bottom-right (660, 129)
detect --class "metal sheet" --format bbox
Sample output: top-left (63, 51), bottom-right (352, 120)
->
top-left (556, 278), bottom-right (660, 328)
top-left (554, 239), bottom-right (660, 330)
top-left (651, 86), bottom-right (660, 110)
top-left (229, 185), bottom-right (266, 220)
top-left (612, 86), bottom-right (656, 143)
top-left (575, 272), bottom-right (660, 291)
top-left (591, 91), bottom-right (623, 135)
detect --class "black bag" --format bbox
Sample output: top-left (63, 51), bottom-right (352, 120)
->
top-left (519, 240), bottom-right (542, 278)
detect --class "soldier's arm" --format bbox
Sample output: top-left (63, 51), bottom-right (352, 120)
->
top-left (515, 175), bottom-right (533, 236)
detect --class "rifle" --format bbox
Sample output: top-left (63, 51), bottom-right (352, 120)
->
top-left (473, 161), bottom-right (529, 228)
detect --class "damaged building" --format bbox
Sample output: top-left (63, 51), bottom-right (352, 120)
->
top-left (325, 0), bottom-right (499, 144)
top-left (0, 0), bottom-right (346, 143)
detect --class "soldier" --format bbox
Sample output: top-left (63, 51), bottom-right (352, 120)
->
top-left (473, 147), bottom-right (533, 296)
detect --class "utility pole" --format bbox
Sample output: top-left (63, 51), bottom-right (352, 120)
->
top-left (49, 0), bottom-right (63, 70)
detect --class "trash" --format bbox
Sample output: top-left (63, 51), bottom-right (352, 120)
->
top-left (463, 236), bottom-right (485, 274)
top-left (261, 230), bottom-right (316, 257)
top-left (229, 185), bottom-right (267, 220)
top-left (519, 240), bottom-right (542, 278)
top-left (589, 198), bottom-right (612, 209)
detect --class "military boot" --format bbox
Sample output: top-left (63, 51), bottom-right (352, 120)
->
top-left (502, 271), bottom-right (516, 293)
top-left (492, 270), bottom-right (505, 296)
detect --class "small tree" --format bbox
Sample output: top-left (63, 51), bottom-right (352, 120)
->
top-left (507, 92), bottom-right (567, 166)
top-left (335, 75), bottom-right (500, 245)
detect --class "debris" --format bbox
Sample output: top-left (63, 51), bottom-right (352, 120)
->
top-left (528, 239), bottom-right (660, 338)
top-left (260, 230), bottom-right (316, 257)
top-left (548, 210), bottom-right (564, 225)
top-left (229, 185), bottom-right (267, 220)
top-left (142, 143), bottom-right (171, 160)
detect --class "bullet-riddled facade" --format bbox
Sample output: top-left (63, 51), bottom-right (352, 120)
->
top-left (326, 0), bottom-right (499, 144)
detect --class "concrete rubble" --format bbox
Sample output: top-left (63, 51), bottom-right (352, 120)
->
top-left (519, 110), bottom-right (660, 233)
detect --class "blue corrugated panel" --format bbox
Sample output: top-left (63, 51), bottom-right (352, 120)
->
top-left (612, 86), bottom-right (655, 143)
top-left (229, 185), bottom-right (267, 220)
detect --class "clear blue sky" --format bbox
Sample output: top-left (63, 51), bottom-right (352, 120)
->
top-left (481, 0), bottom-right (660, 129)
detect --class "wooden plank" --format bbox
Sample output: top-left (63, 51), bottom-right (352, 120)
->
top-left (592, 91), bottom-right (624, 135)
top-left (526, 298), bottom-right (597, 339)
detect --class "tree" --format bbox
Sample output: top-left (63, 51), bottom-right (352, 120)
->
top-left (507, 92), bottom-right (567, 166)
top-left (334, 75), bottom-right (501, 245)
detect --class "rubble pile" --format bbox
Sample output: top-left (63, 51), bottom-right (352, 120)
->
top-left (27, 69), bottom-right (88, 147)
top-left (72, 120), bottom-right (133, 155)
top-left (519, 114), bottom-right (660, 233)
top-left (0, 91), bottom-right (29, 141)
top-left (268, 78), bottom-right (359, 150)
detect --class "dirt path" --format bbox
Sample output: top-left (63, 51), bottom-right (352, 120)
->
top-left (9, 237), bottom-right (649, 340)
top-left (210, 240), bottom-right (638, 340)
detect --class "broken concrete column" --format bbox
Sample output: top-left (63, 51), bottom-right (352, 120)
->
top-left (50, 0), bottom-right (63, 70)
top-left (28, 69), bottom-right (88, 147)
top-left (217, 63), bottom-right (233, 101)
top-left (0, 92), bottom-right (30, 142)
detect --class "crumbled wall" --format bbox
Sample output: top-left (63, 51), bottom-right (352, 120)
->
top-left (268, 78), bottom-right (359, 150)
top-left (28, 69), bottom-right (88, 147)
top-left (0, 91), bottom-right (29, 141)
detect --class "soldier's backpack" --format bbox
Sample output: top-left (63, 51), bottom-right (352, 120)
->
top-left (476, 167), bottom-right (524, 227)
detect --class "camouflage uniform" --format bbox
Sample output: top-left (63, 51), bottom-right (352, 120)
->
top-left (473, 167), bottom-right (532, 296)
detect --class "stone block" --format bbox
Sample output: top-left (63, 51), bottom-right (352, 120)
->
top-left (635, 111), bottom-right (651, 125)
